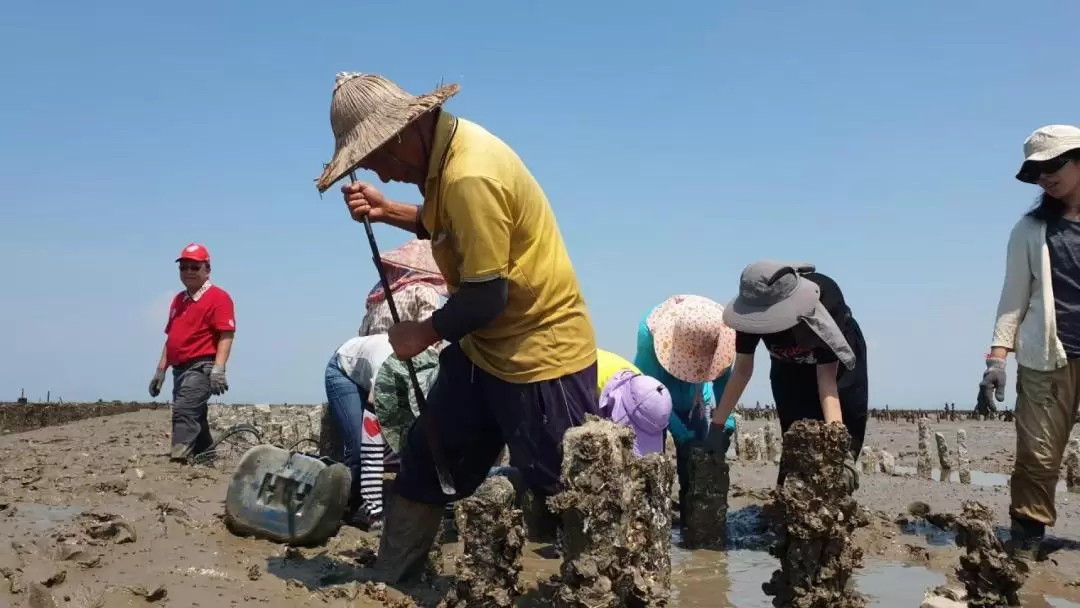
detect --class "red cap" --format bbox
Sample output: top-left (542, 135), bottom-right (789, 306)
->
top-left (176, 243), bottom-right (211, 263)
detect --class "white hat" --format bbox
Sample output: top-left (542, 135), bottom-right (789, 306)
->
top-left (1016, 125), bottom-right (1080, 181)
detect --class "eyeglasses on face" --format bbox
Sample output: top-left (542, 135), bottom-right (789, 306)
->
top-left (1018, 156), bottom-right (1074, 184)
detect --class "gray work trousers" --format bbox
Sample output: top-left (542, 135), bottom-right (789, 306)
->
top-left (172, 357), bottom-right (215, 455)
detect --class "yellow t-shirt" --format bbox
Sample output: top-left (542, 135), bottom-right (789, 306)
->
top-left (596, 349), bottom-right (641, 396)
top-left (421, 112), bottom-right (596, 383)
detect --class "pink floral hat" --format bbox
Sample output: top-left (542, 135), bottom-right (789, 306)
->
top-left (646, 294), bottom-right (736, 383)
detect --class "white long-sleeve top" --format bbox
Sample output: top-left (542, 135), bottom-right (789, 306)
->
top-left (992, 215), bottom-right (1069, 371)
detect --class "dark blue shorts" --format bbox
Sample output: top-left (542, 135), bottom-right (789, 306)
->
top-left (394, 342), bottom-right (598, 505)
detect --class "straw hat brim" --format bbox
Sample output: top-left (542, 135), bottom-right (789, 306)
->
top-left (315, 83), bottom-right (460, 193)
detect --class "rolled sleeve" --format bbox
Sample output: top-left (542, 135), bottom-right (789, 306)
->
top-left (443, 176), bottom-right (513, 282)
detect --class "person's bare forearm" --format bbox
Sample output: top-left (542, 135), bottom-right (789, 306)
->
top-left (712, 373), bottom-right (749, 426)
top-left (711, 355), bottom-right (754, 426)
top-left (215, 333), bottom-right (235, 367)
top-left (381, 201), bottom-right (423, 234)
top-left (820, 393), bottom-right (843, 423)
top-left (817, 363), bottom-right (843, 424)
top-left (989, 346), bottom-right (1010, 359)
top-left (156, 343), bottom-right (168, 371)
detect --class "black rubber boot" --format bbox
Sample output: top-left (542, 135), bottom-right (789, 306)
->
top-left (1007, 516), bottom-right (1046, 561)
top-left (372, 491), bottom-right (444, 584)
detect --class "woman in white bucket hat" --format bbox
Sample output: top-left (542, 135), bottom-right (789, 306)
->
top-left (979, 124), bottom-right (1080, 558)
top-left (707, 261), bottom-right (867, 493)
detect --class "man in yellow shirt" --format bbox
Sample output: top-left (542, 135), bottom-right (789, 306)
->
top-left (316, 73), bottom-right (597, 584)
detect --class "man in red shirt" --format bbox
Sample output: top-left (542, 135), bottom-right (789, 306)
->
top-left (149, 243), bottom-right (236, 463)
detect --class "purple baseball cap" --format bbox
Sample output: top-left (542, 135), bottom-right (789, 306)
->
top-left (600, 370), bottom-right (672, 457)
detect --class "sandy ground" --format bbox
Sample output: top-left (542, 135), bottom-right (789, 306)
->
top-left (3, 410), bottom-right (1080, 607)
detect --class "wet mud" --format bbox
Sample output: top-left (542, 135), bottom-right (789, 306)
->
top-left (0, 401), bottom-right (163, 434)
top-left (5, 408), bottom-right (1080, 607)
top-left (763, 420), bottom-right (868, 608)
top-left (439, 475), bottom-right (524, 608)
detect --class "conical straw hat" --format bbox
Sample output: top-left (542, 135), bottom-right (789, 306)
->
top-left (314, 72), bottom-right (460, 193)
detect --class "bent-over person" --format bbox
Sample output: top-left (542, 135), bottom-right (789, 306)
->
top-left (709, 261), bottom-right (866, 492)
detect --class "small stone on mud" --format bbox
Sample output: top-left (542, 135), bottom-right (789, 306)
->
top-left (126, 584), bottom-right (167, 602)
top-left (246, 564), bottom-right (261, 580)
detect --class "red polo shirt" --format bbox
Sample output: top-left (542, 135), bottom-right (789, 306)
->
top-left (165, 283), bottom-right (236, 367)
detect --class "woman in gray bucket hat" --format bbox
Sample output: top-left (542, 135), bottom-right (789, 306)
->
top-left (703, 260), bottom-right (868, 492)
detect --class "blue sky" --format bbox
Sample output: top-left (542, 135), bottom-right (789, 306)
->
top-left (2, 0), bottom-right (1077, 407)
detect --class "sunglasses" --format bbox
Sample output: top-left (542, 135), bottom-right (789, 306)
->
top-left (178, 263), bottom-right (204, 271)
top-left (1018, 156), bottom-right (1074, 184)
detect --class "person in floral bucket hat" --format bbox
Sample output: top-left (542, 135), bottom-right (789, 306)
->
top-left (633, 294), bottom-right (738, 526)
top-left (709, 260), bottom-right (868, 493)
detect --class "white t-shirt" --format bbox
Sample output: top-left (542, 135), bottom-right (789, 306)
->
top-left (335, 334), bottom-right (395, 394)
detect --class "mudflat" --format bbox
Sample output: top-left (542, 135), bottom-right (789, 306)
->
top-left (2, 409), bottom-right (1080, 607)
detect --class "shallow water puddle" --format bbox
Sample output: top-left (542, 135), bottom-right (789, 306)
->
top-left (4, 502), bottom-right (83, 533)
top-left (891, 465), bottom-right (1067, 490)
top-left (670, 523), bottom-right (947, 607)
top-left (671, 546), bottom-right (946, 607)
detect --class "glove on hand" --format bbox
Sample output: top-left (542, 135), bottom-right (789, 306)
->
top-left (842, 454), bottom-right (860, 494)
top-left (149, 369), bottom-right (166, 398)
top-left (698, 423), bottom-right (733, 456)
top-left (979, 357), bottom-right (1007, 409)
top-left (210, 365), bottom-right (229, 395)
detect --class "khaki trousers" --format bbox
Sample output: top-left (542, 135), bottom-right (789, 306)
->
top-left (1011, 361), bottom-right (1080, 526)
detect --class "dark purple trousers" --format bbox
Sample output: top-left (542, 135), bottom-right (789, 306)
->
top-left (394, 342), bottom-right (598, 505)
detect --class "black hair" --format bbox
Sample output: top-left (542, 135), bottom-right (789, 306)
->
top-left (1025, 148), bottom-right (1080, 223)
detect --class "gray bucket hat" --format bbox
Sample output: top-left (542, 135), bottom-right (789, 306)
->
top-left (722, 260), bottom-right (856, 370)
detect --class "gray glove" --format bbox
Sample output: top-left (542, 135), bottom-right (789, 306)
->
top-left (687, 424), bottom-right (733, 457)
top-left (843, 454), bottom-right (860, 493)
top-left (149, 369), bottom-right (166, 398)
top-left (979, 357), bottom-right (1007, 406)
top-left (210, 365), bottom-right (229, 395)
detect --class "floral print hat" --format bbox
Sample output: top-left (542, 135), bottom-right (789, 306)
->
top-left (646, 294), bottom-right (736, 383)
